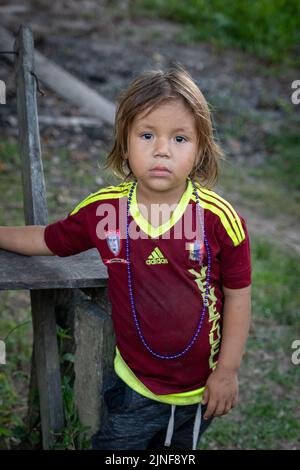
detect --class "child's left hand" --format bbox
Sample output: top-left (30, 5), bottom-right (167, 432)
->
top-left (201, 366), bottom-right (239, 420)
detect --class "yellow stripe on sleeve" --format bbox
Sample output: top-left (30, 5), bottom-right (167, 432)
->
top-left (192, 187), bottom-right (245, 246)
top-left (198, 186), bottom-right (245, 241)
top-left (69, 183), bottom-right (131, 216)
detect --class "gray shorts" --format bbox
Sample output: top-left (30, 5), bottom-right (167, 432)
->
top-left (91, 374), bottom-right (213, 450)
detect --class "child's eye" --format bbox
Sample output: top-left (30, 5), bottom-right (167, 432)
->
top-left (175, 136), bottom-right (187, 143)
top-left (141, 133), bottom-right (153, 140)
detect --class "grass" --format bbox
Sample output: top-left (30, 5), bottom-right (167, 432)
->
top-left (130, 0), bottom-right (300, 67)
top-left (199, 328), bottom-right (300, 450)
top-left (200, 391), bottom-right (300, 449)
top-left (0, 291), bottom-right (32, 449)
top-left (0, 304), bottom-right (92, 449)
top-left (251, 237), bottom-right (300, 327)
top-left (0, 139), bottom-right (24, 226)
top-left (217, 124), bottom-right (300, 223)
top-left (263, 131), bottom-right (300, 192)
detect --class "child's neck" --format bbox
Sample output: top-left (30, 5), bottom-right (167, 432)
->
top-left (135, 180), bottom-right (188, 228)
top-left (136, 180), bottom-right (188, 207)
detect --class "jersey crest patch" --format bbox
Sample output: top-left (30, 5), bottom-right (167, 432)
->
top-left (188, 240), bottom-right (205, 264)
top-left (105, 229), bottom-right (122, 256)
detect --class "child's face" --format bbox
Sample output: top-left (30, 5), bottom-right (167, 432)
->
top-left (126, 99), bottom-right (199, 198)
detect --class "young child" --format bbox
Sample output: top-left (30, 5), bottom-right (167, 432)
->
top-left (0, 65), bottom-right (251, 451)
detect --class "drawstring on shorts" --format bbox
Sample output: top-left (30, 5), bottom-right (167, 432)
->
top-left (164, 404), bottom-right (176, 447)
top-left (164, 403), bottom-right (202, 450)
top-left (192, 403), bottom-right (202, 450)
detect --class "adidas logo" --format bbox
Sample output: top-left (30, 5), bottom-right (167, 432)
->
top-left (146, 247), bottom-right (168, 265)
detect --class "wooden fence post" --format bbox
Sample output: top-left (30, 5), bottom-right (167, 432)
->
top-left (14, 24), bottom-right (64, 449)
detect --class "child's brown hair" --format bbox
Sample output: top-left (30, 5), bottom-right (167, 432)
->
top-left (104, 64), bottom-right (224, 188)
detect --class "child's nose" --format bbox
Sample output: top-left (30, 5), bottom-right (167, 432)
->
top-left (154, 138), bottom-right (171, 157)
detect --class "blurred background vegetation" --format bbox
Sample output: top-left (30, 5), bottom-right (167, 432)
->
top-left (130, 0), bottom-right (300, 66)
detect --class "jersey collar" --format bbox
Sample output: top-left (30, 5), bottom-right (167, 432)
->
top-left (129, 179), bottom-right (194, 238)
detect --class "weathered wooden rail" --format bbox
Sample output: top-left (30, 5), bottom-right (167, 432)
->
top-left (0, 25), bottom-right (114, 449)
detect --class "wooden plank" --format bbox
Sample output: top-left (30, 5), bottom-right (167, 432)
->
top-left (14, 26), bottom-right (48, 226)
top-left (74, 289), bottom-right (115, 438)
top-left (0, 248), bottom-right (108, 290)
top-left (30, 289), bottom-right (65, 448)
top-left (0, 25), bottom-right (115, 125)
top-left (0, 5), bottom-right (29, 15)
top-left (33, 50), bottom-right (115, 124)
top-left (38, 115), bottom-right (103, 127)
top-left (14, 25), bottom-right (63, 449)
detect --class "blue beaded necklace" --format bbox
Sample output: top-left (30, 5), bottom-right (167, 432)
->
top-left (126, 178), bottom-right (212, 360)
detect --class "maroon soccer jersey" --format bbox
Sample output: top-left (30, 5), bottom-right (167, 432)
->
top-left (44, 179), bottom-right (251, 394)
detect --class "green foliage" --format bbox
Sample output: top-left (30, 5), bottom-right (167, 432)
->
top-left (200, 395), bottom-right (300, 449)
top-left (0, 139), bottom-right (23, 225)
top-left (0, 372), bottom-right (25, 449)
top-left (50, 375), bottom-right (91, 450)
top-left (218, 122), bottom-right (300, 223)
top-left (251, 238), bottom-right (300, 327)
top-left (0, 307), bottom-right (32, 450)
top-left (50, 327), bottom-right (91, 450)
top-left (264, 131), bottom-right (300, 192)
top-left (0, 320), bottom-right (91, 449)
top-left (199, 325), bottom-right (300, 449)
top-left (131, 0), bottom-right (300, 65)
top-left (0, 139), bottom-right (20, 168)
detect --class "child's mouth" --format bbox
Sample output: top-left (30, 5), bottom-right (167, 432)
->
top-left (149, 168), bottom-right (171, 176)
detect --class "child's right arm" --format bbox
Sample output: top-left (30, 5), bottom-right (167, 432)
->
top-left (0, 226), bottom-right (54, 256)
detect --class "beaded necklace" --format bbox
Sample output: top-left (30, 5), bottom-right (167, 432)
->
top-left (126, 178), bottom-right (211, 360)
